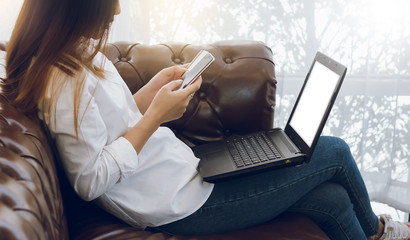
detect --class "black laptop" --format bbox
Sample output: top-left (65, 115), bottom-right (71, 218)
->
top-left (193, 52), bottom-right (347, 182)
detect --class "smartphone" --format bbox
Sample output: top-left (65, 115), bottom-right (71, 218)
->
top-left (179, 50), bottom-right (215, 89)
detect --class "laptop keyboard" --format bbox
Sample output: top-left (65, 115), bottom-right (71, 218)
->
top-left (227, 132), bottom-right (282, 168)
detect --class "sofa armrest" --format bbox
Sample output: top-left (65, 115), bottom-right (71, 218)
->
top-left (0, 96), bottom-right (69, 240)
top-left (105, 40), bottom-right (277, 146)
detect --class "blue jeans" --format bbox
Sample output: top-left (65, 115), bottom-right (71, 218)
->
top-left (153, 136), bottom-right (380, 239)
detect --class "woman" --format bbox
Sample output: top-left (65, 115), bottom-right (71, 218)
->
top-left (2, 0), bottom-right (409, 239)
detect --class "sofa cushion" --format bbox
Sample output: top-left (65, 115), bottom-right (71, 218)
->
top-left (70, 210), bottom-right (329, 240)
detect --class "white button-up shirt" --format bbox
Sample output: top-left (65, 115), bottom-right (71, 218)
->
top-left (39, 53), bottom-right (213, 228)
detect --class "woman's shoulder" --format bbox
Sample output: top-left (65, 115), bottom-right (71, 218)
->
top-left (44, 51), bottom-right (121, 105)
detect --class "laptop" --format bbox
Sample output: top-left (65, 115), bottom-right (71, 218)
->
top-left (194, 52), bottom-right (347, 182)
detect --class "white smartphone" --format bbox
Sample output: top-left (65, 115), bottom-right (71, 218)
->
top-left (179, 50), bottom-right (215, 89)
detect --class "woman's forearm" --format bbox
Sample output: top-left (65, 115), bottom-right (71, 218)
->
top-left (123, 111), bottom-right (161, 154)
top-left (133, 86), bottom-right (154, 115)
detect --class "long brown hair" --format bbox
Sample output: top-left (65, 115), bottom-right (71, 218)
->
top-left (2, 0), bottom-right (119, 128)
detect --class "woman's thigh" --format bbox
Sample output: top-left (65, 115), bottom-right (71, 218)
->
top-left (155, 136), bottom-right (378, 236)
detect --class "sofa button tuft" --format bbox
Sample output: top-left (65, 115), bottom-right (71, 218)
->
top-left (199, 92), bottom-right (207, 99)
top-left (225, 58), bottom-right (233, 64)
top-left (121, 57), bottom-right (128, 62)
top-left (174, 58), bottom-right (181, 63)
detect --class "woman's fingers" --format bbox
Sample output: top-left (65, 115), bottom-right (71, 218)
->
top-left (184, 76), bottom-right (202, 95)
top-left (169, 65), bottom-right (187, 80)
top-left (163, 79), bottom-right (183, 91)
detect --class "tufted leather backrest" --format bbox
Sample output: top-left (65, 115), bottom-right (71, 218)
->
top-left (105, 40), bottom-right (277, 146)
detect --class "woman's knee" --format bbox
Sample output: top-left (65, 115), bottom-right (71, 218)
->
top-left (318, 136), bottom-right (351, 153)
top-left (314, 136), bottom-right (355, 166)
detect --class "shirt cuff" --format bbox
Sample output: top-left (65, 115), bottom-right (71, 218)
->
top-left (105, 136), bottom-right (139, 182)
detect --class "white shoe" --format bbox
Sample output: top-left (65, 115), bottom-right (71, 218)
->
top-left (379, 214), bottom-right (410, 240)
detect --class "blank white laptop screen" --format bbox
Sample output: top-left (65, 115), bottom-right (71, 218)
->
top-left (289, 61), bottom-right (340, 147)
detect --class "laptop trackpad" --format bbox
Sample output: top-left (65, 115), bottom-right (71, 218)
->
top-left (198, 151), bottom-right (236, 178)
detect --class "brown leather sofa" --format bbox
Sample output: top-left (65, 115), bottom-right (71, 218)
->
top-left (0, 40), bottom-right (329, 240)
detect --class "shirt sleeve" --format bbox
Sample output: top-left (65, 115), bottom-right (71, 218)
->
top-left (50, 77), bottom-right (139, 201)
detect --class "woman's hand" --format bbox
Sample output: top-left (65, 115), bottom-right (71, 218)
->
top-left (133, 65), bottom-right (187, 114)
top-left (124, 74), bottom-right (202, 154)
top-left (145, 75), bottom-right (202, 125)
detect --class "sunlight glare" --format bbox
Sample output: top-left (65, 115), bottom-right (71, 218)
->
top-left (362, 0), bottom-right (410, 34)
top-left (0, 0), bottom-right (23, 41)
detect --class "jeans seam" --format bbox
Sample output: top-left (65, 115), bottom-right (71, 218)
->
top-left (336, 156), bottom-right (378, 236)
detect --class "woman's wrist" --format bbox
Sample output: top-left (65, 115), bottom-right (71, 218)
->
top-left (139, 110), bottom-right (162, 131)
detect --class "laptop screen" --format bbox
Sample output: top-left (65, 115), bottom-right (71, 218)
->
top-left (288, 61), bottom-right (340, 147)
